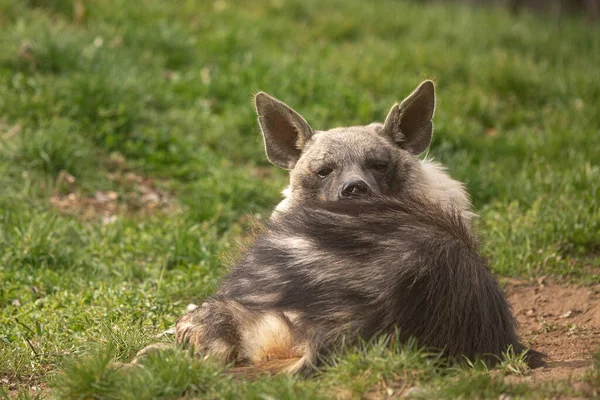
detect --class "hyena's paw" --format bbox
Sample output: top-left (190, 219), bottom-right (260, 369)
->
top-left (131, 342), bottom-right (176, 365)
top-left (175, 310), bottom-right (206, 350)
top-left (108, 343), bottom-right (177, 373)
top-left (175, 301), bottom-right (239, 364)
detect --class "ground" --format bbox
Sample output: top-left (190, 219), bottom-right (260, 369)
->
top-left (506, 281), bottom-right (600, 386)
top-left (0, 0), bottom-right (599, 399)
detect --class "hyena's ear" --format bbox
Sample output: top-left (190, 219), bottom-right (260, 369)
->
top-left (381, 80), bottom-right (435, 155)
top-left (255, 92), bottom-right (314, 169)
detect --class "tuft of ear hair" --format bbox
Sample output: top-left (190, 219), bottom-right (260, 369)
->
top-left (382, 80), bottom-right (436, 155)
top-left (255, 92), bottom-right (314, 169)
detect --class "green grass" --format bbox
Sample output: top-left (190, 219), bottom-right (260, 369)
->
top-left (0, 0), bottom-right (599, 398)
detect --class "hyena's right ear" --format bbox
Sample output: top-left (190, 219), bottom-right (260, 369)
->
top-left (255, 92), bottom-right (314, 169)
top-left (382, 80), bottom-right (435, 155)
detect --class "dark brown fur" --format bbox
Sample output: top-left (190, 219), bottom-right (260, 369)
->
top-left (176, 196), bottom-right (544, 374)
top-left (171, 81), bottom-right (543, 375)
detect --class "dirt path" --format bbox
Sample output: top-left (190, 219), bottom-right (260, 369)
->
top-left (505, 280), bottom-right (600, 385)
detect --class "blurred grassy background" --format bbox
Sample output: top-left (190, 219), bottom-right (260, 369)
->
top-left (0, 0), bottom-right (598, 398)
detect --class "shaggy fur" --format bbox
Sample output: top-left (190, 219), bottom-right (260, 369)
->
top-left (176, 197), bottom-right (543, 373)
top-left (172, 81), bottom-right (543, 374)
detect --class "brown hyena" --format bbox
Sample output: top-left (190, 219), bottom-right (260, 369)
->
top-left (154, 81), bottom-right (543, 374)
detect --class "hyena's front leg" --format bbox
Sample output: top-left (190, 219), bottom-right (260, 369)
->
top-left (175, 298), bottom-right (242, 364)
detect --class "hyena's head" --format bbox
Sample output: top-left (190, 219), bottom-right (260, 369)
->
top-left (255, 81), bottom-right (435, 204)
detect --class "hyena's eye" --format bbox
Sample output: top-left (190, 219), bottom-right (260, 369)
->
top-left (316, 167), bottom-right (333, 178)
top-left (372, 163), bottom-right (388, 172)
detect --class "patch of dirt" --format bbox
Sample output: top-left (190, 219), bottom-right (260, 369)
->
top-left (50, 169), bottom-right (179, 223)
top-left (0, 122), bottom-right (21, 141)
top-left (1, 375), bottom-right (49, 399)
top-left (505, 280), bottom-right (600, 384)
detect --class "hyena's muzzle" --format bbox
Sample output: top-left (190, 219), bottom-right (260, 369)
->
top-left (336, 168), bottom-right (381, 200)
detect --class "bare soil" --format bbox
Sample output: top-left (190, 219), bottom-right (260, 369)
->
top-left (50, 170), bottom-right (178, 222)
top-left (505, 279), bottom-right (600, 384)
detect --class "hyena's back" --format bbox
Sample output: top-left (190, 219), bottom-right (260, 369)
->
top-left (177, 197), bottom-right (542, 372)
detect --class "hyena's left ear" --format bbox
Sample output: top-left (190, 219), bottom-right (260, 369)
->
top-left (255, 92), bottom-right (314, 169)
top-left (381, 80), bottom-right (435, 155)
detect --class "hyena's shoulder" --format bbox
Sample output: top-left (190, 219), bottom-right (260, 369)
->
top-left (416, 159), bottom-right (476, 223)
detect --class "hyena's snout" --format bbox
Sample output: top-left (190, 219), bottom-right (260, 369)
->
top-left (339, 179), bottom-right (370, 199)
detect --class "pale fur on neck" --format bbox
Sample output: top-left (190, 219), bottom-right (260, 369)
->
top-left (416, 158), bottom-right (475, 223)
top-left (272, 159), bottom-right (475, 223)
top-left (272, 186), bottom-right (293, 216)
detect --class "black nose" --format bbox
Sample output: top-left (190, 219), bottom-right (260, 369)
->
top-left (339, 180), bottom-right (370, 198)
